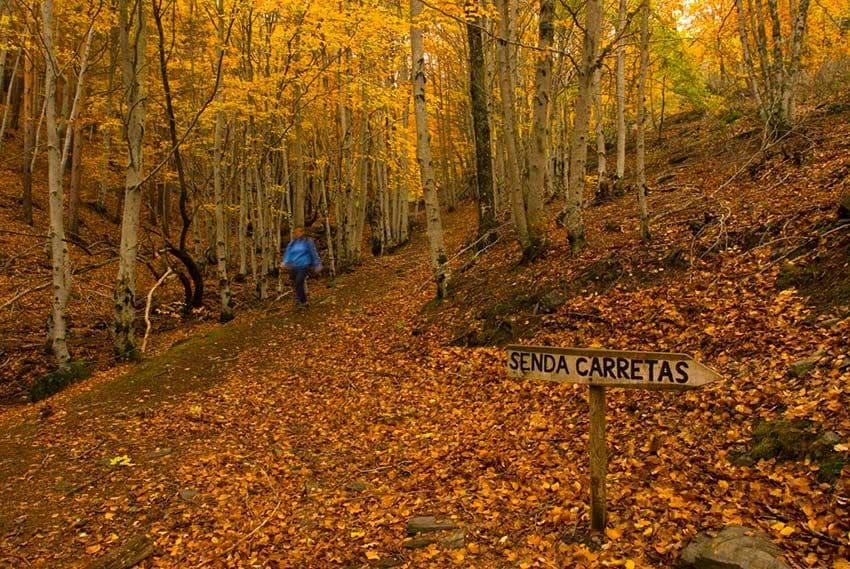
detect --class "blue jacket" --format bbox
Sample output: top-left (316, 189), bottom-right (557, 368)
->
top-left (283, 237), bottom-right (322, 270)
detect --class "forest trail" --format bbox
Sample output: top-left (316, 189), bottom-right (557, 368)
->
top-left (2, 111), bottom-right (850, 567)
top-left (0, 213), bottom-right (468, 568)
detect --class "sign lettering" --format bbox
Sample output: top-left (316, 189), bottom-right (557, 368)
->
top-left (506, 345), bottom-right (720, 390)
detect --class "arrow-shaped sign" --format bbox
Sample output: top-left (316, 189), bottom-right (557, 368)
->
top-left (506, 345), bottom-right (721, 390)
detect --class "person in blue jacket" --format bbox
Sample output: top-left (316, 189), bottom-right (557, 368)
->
top-left (281, 226), bottom-right (322, 307)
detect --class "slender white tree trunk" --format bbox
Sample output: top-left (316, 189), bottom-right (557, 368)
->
top-left (0, 48), bottom-right (20, 156)
top-left (213, 0), bottom-right (233, 322)
top-left (43, 0), bottom-right (72, 367)
top-left (113, 0), bottom-right (147, 357)
top-left (594, 67), bottom-right (608, 200)
top-left (22, 40), bottom-right (34, 226)
top-left (495, 0), bottom-right (529, 253)
top-left (293, 87), bottom-right (306, 229)
top-left (636, 0), bottom-right (651, 240)
top-left (615, 0), bottom-right (627, 188)
top-left (238, 166), bottom-right (248, 280)
top-left (784, 0), bottom-right (810, 124)
top-left (411, 0), bottom-right (449, 297)
top-left (98, 27), bottom-right (117, 212)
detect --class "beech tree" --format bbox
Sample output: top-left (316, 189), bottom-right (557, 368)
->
top-left (410, 0), bottom-right (449, 298)
top-left (113, 0), bottom-right (147, 357)
top-left (524, 0), bottom-right (554, 258)
top-left (42, 0), bottom-right (72, 368)
top-left (494, 0), bottom-right (529, 253)
top-left (635, 0), bottom-right (650, 240)
top-left (465, 2), bottom-right (496, 246)
top-left (734, 0), bottom-right (812, 134)
top-left (564, 0), bottom-right (603, 253)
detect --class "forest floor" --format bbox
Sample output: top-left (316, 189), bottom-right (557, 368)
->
top-left (2, 107), bottom-right (850, 568)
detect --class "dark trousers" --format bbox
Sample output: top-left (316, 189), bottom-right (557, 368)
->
top-left (291, 267), bottom-right (309, 304)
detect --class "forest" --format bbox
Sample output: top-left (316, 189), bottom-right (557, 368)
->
top-left (0, 0), bottom-right (849, 565)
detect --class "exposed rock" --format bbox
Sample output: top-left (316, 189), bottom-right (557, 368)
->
top-left (376, 554), bottom-right (406, 567)
top-left (737, 419), bottom-right (845, 482)
top-left (538, 290), bottom-right (567, 314)
top-left (85, 535), bottom-right (154, 569)
top-left (680, 525), bottom-right (789, 569)
top-left (789, 358), bottom-right (817, 378)
top-left (406, 516), bottom-right (459, 535)
top-left (146, 447), bottom-right (172, 460)
top-left (439, 529), bottom-right (466, 549)
top-left (403, 529), bottom-right (465, 550)
top-left (345, 480), bottom-right (367, 493)
top-left (655, 173), bottom-right (677, 185)
top-left (604, 220), bottom-right (623, 233)
top-left (663, 248), bottom-right (689, 270)
top-left (839, 190), bottom-right (850, 219)
top-left (178, 489), bottom-right (198, 501)
top-left (404, 516), bottom-right (465, 550)
top-left (749, 419), bottom-right (816, 461)
top-left (30, 361), bottom-right (91, 402)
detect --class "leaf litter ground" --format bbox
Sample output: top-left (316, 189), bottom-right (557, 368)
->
top-left (1, 110), bottom-right (850, 568)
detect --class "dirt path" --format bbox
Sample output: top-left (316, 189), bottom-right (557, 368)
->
top-left (0, 220), bottom-right (459, 568)
top-left (2, 193), bottom-right (848, 568)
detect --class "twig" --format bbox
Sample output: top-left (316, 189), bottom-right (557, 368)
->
top-left (559, 311), bottom-right (613, 327)
top-left (141, 268), bottom-right (173, 353)
top-left (0, 229), bottom-right (92, 255)
top-left (198, 468), bottom-right (282, 567)
top-left (0, 554), bottom-right (32, 568)
top-left (0, 257), bottom-right (119, 310)
top-left (459, 238), bottom-right (501, 273)
top-left (0, 282), bottom-right (51, 311)
top-left (71, 439), bottom-right (106, 461)
top-left (759, 222), bottom-right (850, 271)
top-left (651, 125), bottom-right (801, 224)
top-left (357, 460), bottom-right (414, 474)
top-left (64, 469), bottom-right (114, 497)
top-left (415, 223), bottom-right (509, 293)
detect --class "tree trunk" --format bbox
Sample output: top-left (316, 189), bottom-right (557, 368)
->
top-left (636, 0), bottom-right (651, 240)
top-left (466, 10), bottom-right (497, 247)
top-left (734, 0), bottom-right (765, 118)
top-left (43, 0), bottom-right (72, 368)
top-left (98, 26), bottom-right (118, 213)
top-left (152, 0), bottom-right (203, 309)
top-left (783, 0), bottom-right (811, 125)
top-left (525, 0), bottom-right (554, 256)
top-left (238, 165), bottom-right (248, 280)
top-left (593, 67), bottom-right (609, 201)
top-left (21, 42), bottom-right (34, 226)
top-left (213, 0), bottom-right (233, 322)
top-left (68, 86), bottom-right (85, 239)
top-left (495, 0), bottom-right (529, 253)
top-left (113, 0), bottom-right (147, 358)
top-left (0, 48), bottom-right (21, 157)
top-left (411, 0), bottom-right (450, 298)
top-left (615, 0), bottom-right (627, 190)
top-left (397, 70), bottom-right (411, 246)
top-left (565, 0), bottom-right (603, 253)
top-left (314, 137), bottom-right (337, 277)
top-left (293, 87), bottom-right (306, 229)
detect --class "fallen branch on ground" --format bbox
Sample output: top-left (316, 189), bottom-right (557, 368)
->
top-left (141, 268), bottom-right (174, 353)
top-left (0, 257), bottom-right (119, 311)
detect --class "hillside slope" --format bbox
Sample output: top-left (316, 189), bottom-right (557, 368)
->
top-left (0, 108), bottom-right (848, 567)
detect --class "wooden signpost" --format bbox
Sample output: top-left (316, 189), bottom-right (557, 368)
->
top-left (506, 345), bottom-right (721, 532)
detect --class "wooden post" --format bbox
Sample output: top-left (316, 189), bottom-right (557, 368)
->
top-left (589, 384), bottom-right (607, 531)
top-left (506, 345), bottom-right (721, 536)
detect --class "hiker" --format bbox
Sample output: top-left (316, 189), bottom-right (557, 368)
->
top-left (281, 226), bottom-right (323, 307)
